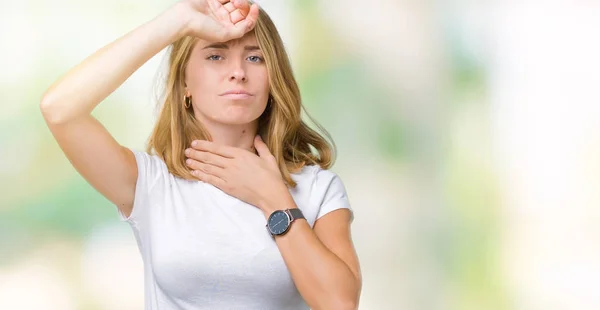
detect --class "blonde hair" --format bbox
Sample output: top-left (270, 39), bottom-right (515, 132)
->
top-left (146, 6), bottom-right (335, 187)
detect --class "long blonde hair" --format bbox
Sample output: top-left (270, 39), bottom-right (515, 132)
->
top-left (146, 6), bottom-right (335, 188)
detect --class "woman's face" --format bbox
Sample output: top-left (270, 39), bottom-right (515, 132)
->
top-left (184, 32), bottom-right (270, 126)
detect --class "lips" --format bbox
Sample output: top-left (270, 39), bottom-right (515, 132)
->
top-left (219, 90), bottom-right (253, 96)
top-left (219, 90), bottom-right (254, 100)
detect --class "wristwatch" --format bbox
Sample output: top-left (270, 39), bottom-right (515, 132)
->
top-left (266, 208), bottom-right (305, 237)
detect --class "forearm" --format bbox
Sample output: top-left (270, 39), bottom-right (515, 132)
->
top-left (40, 3), bottom-right (188, 124)
top-left (261, 195), bottom-right (360, 309)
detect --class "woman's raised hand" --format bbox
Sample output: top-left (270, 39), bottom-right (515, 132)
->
top-left (179, 0), bottom-right (259, 42)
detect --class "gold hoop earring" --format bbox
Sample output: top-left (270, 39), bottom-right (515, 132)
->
top-left (184, 96), bottom-right (192, 109)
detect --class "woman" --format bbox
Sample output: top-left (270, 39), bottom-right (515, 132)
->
top-left (40, 0), bottom-right (361, 309)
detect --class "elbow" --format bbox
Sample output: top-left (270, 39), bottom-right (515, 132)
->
top-left (314, 290), bottom-right (360, 310)
top-left (40, 95), bottom-right (66, 125)
top-left (334, 299), bottom-right (358, 310)
top-left (40, 96), bottom-right (56, 123)
top-left (312, 276), bottom-right (361, 310)
top-left (317, 297), bottom-right (358, 310)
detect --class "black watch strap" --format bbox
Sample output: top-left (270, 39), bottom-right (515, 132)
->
top-left (287, 208), bottom-right (305, 221)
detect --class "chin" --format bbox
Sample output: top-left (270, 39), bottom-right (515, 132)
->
top-left (215, 105), bottom-right (264, 124)
top-left (216, 111), bottom-right (264, 125)
top-left (218, 118), bottom-right (257, 126)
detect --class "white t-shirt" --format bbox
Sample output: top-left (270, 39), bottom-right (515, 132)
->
top-left (118, 150), bottom-right (354, 310)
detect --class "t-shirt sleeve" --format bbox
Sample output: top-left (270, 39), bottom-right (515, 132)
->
top-left (117, 149), bottom-right (162, 225)
top-left (315, 169), bottom-right (354, 223)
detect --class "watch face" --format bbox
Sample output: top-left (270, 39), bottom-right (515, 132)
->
top-left (267, 210), bottom-right (290, 235)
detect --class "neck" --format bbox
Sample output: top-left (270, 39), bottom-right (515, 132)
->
top-left (200, 119), bottom-right (259, 154)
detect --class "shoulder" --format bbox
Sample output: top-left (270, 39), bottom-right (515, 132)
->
top-left (291, 164), bottom-right (345, 191)
top-left (291, 163), bottom-right (339, 179)
top-left (130, 149), bottom-right (167, 170)
top-left (290, 164), bottom-right (350, 210)
top-left (297, 165), bottom-right (353, 225)
top-left (130, 149), bottom-right (164, 165)
top-left (128, 149), bottom-right (170, 187)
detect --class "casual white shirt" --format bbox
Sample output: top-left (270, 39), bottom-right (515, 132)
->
top-left (118, 150), bottom-right (354, 309)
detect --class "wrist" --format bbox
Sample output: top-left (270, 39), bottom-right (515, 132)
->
top-left (165, 2), bottom-right (195, 39)
top-left (259, 184), bottom-right (294, 217)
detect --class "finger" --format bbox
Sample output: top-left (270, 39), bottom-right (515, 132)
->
top-left (230, 9), bottom-right (246, 24)
top-left (187, 159), bottom-right (227, 179)
top-left (244, 3), bottom-right (259, 28)
top-left (192, 169), bottom-right (228, 189)
top-left (254, 135), bottom-right (274, 160)
top-left (223, 2), bottom-right (236, 13)
top-left (231, 3), bottom-right (259, 35)
top-left (233, 0), bottom-right (250, 14)
top-left (191, 140), bottom-right (238, 158)
top-left (208, 0), bottom-right (231, 22)
top-left (185, 148), bottom-right (229, 168)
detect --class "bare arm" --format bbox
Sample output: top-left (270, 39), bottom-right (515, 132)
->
top-left (265, 203), bottom-right (361, 310)
top-left (40, 4), bottom-right (190, 217)
top-left (39, 0), bottom-right (258, 217)
top-left (40, 4), bottom-right (188, 124)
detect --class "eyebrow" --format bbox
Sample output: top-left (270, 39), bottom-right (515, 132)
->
top-left (202, 43), bottom-right (261, 51)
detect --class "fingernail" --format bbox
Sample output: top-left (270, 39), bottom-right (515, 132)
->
top-left (186, 159), bottom-right (192, 165)
top-left (185, 148), bottom-right (190, 155)
top-left (192, 140), bottom-right (197, 147)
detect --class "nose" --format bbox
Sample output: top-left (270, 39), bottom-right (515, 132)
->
top-left (229, 60), bottom-right (247, 82)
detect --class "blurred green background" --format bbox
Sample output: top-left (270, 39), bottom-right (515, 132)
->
top-left (2, 0), bottom-right (600, 309)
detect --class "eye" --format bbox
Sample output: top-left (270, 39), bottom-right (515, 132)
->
top-left (207, 55), bottom-right (223, 61)
top-left (247, 55), bottom-right (264, 63)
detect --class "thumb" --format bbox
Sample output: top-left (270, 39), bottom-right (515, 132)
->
top-left (230, 3), bottom-right (259, 36)
top-left (254, 135), bottom-right (272, 159)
